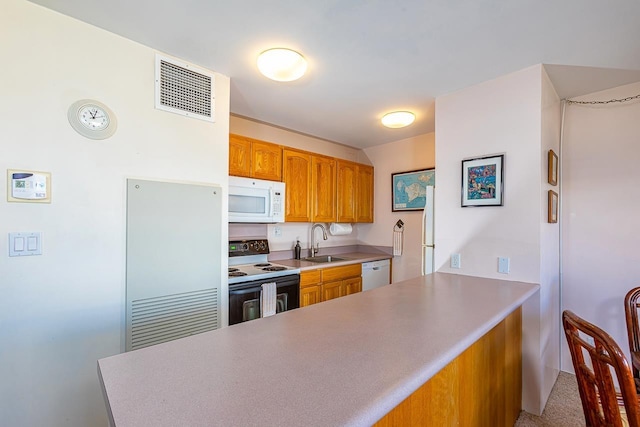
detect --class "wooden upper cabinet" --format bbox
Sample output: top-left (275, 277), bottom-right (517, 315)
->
top-left (251, 140), bottom-right (282, 181)
top-left (283, 149), bottom-right (312, 222)
top-left (311, 155), bottom-right (337, 222)
top-left (336, 160), bottom-right (358, 223)
top-left (356, 164), bottom-right (374, 223)
top-left (229, 134), bottom-right (282, 181)
top-left (231, 133), bottom-right (374, 223)
top-left (229, 134), bottom-right (251, 177)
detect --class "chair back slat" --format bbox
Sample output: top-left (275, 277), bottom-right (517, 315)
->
top-left (563, 310), bottom-right (640, 427)
top-left (624, 287), bottom-right (640, 378)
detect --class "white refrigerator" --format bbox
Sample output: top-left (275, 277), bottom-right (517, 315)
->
top-left (421, 186), bottom-right (435, 275)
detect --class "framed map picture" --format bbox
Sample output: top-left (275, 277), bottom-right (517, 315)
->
top-left (461, 154), bottom-right (504, 207)
top-left (391, 168), bottom-right (435, 211)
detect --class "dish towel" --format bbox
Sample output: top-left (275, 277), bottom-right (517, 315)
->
top-left (261, 282), bottom-right (277, 318)
top-left (393, 230), bottom-right (403, 256)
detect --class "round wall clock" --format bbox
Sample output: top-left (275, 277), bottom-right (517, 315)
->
top-left (67, 99), bottom-right (117, 140)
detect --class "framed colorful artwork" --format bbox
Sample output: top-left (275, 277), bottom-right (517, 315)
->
top-left (461, 154), bottom-right (504, 207)
top-left (391, 168), bottom-right (435, 211)
top-left (548, 149), bottom-right (558, 186)
top-left (548, 190), bottom-right (558, 223)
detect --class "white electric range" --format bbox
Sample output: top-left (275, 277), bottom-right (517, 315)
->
top-left (228, 238), bottom-right (300, 325)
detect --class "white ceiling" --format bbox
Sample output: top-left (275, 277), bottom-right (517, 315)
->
top-left (29, 0), bottom-right (640, 149)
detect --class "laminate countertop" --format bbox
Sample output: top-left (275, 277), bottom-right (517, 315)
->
top-left (98, 272), bottom-right (538, 427)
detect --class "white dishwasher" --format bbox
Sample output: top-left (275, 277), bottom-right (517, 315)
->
top-left (361, 259), bottom-right (391, 291)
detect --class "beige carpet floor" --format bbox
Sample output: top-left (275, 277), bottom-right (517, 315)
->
top-left (515, 371), bottom-right (585, 426)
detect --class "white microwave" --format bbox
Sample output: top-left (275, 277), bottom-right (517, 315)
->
top-left (228, 176), bottom-right (285, 223)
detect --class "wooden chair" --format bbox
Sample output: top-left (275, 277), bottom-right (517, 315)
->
top-left (563, 310), bottom-right (640, 426)
top-left (625, 287), bottom-right (640, 387)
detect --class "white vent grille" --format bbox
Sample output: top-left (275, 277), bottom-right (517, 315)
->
top-left (128, 288), bottom-right (219, 351)
top-left (155, 54), bottom-right (215, 122)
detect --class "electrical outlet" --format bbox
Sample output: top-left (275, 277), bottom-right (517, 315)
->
top-left (450, 253), bottom-right (461, 269)
top-left (274, 226), bottom-right (282, 237)
top-left (498, 257), bottom-right (510, 274)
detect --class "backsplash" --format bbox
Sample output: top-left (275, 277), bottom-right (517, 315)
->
top-left (228, 222), bottom-right (359, 253)
top-left (228, 223), bottom-right (268, 239)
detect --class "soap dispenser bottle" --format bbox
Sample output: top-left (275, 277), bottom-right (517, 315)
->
top-left (294, 240), bottom-right (301, 260)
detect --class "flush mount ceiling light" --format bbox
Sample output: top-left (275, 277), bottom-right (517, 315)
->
top-left (257, 48), bottom-right (307, 82)
top-left (381, 111), bottom-right (416, 128)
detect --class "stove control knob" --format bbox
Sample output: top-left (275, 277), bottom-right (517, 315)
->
top-left (258, 241), bottom-right (266, 251)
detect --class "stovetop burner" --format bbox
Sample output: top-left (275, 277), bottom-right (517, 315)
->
top-left (229, 271), bottom-right (248, 277)
top-left (262, 266), bottom-right (287, 272)
top-left (228, 238), bottom-right (301, 284)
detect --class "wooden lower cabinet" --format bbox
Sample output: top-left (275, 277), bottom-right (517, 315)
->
top-left (321, 280), bottom-right (343, 302)
top-left (344, 276), bottom-right (362, 295)
top-left (300, 264), bottom-right (362, 308)
top-left (300, 285), bottom-right (321, 307)
top-left (374, 307), bottom-right (523, 427)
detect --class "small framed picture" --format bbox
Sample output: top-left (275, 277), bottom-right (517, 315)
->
top-left (391, 168), bottom-right (435, 211)
top-left (548, 190), bottom-right (558, 223)
top-left (548, 149), bottom-right (558, 186)
top-left (461, 154), bottom-right (504, 207)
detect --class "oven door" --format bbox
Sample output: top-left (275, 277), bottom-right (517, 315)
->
top-left (228, 274), bottom-right (300, 325)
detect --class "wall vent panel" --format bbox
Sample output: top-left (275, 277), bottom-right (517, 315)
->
top-left (125, 179), bottom-right (222, 352)
top-left (128, 288), bottom-right (219, 351)
top-left (155, 53), bottom-right (215, 122)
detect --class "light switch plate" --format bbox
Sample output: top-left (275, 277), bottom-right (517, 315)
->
top-left (9, 232), bottom-right (42, 256)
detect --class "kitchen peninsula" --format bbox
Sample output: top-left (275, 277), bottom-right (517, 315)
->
top-left (98, 273), bottom-right (538, 426)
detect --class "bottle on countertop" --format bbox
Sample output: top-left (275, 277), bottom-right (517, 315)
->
top-left (294, 240), bottom-right (301, 260)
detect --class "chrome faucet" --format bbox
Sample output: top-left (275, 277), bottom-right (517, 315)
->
top-left (310, 223), bottom-right (328, 257)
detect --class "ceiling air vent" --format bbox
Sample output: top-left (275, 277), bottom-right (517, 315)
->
top-left (155, 53), bottom-right (215, 122)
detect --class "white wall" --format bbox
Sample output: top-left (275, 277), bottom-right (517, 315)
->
top-left (561, 81), bottom-right (640, 372)
top-left (539, 68), bottom-right (562, 406)
top-left (435, 66), bottom-right (542, 281)
top-left (361, 133), bottom-right (436, 282)
top-left (0, 1), bottom-right (230, 425)
top-left (434, 64), bottom-right (560, 414)
top-left (231, 115), bottom-right (367, 163)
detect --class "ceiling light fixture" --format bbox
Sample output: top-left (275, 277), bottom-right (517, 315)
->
top-left (257, 48), bottom-right (307, 82)
top-left (381, 111), bottom-right (416, 128)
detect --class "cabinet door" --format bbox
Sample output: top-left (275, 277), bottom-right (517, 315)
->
top-left (356, 164), bottom-right (374, 223)
top-left (283, 149), bottom-right (312, 222)
top-left (336, 160), bottom-right (358, 223)
top-left (311, 155), bottom-right (337, 222)
top-left (229, 134), bottom-right (251, 177)
top-left (344, 277), bottom-right (362, 295)
top-left (323, 264), bottom-right (362, 283)
top-left (251, 140), bottom-right (282, 181)
top-left (300, 285), bottom-right (321, 307)
top-left (321, 280), bottom-right (343, 302)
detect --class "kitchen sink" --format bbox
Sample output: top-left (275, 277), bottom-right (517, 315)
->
top-left (301, 255), bottom-right (346, 263)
